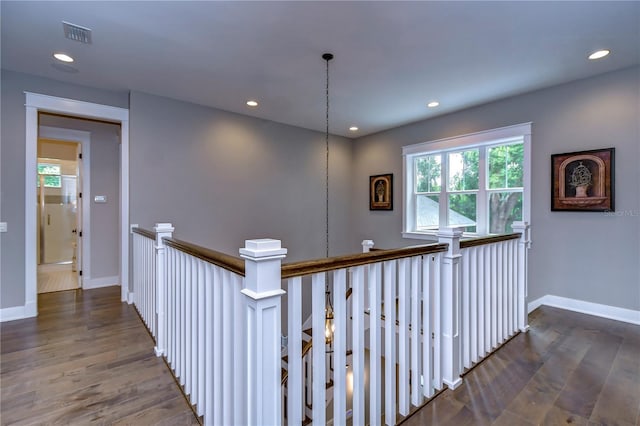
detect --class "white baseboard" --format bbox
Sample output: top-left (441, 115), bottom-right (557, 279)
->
top-left (0, 301), bottom-right (37, 322)
top-left (528, 295), bottom-right (640, 325)
top-left (82, 275), bottom-right (120, 290)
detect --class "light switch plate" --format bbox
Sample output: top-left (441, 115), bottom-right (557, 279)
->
top-left (94, 195), bottom-right (107, 203)
top-left (0, 222), bottom-right (7, 233)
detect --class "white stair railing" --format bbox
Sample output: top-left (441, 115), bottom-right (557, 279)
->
top-left (130, 222), bottom-right (530, 426)
top-left (131, 227), bottom-right (157, 337)
top-left (458, 222), bottom-right (531, 372)
top-left (282, 240), bottom-right (450, 426)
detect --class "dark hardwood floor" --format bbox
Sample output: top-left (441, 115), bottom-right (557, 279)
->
top-left (0, 287), bottom-right (198, 425)
top-left (2, 287), bottom-right (638, 425)
top-left (402, 306), bottom-right (640, 426)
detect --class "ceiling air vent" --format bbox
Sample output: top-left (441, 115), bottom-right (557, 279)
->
top-left (63, 21), bottom-right (92, 44)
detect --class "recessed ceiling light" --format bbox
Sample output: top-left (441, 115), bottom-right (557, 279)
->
top-left (246, 100), bottom-right (258, 107)
top-left (427, 101), bottom-right (440, 108)
top-left (349, 126), bottom-right (359, 132)
top-left (53, 52), bottom-right (74, 63)
top-left (588, 50), bottom-right (610, 60)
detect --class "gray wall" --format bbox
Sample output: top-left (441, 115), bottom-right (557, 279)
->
top-left (129, 91), bottom-right (353, 262)
top-left (351, 66), bottom-right (640, 311)
top-left (3, 67), bottom-right (638, 314)
top-left (39, 114), bottom-right (121, 280)
top-left (0, 69), bottom-right (128, 308)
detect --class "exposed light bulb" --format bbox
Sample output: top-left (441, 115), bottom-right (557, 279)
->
top-left (427, 101), bottom-right (440, 108)
top-left (246, 100), bottom-right (258, 107)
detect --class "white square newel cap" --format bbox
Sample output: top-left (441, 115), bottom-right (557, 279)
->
top-left (240, 239), bottom-right (288, 259)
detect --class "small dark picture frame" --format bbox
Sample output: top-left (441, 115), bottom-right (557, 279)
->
top-left (551, 148), bottom-right (615, 212)
top-left (370, 174), bottom-right (393, 210)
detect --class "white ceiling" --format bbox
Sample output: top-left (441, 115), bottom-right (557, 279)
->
top-left (2, 1), bottom-right (639, 137)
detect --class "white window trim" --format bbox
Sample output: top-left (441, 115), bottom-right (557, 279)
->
top-left (402, 123), bottom-right (531, 240)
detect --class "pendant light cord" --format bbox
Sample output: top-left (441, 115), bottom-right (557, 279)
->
top-left (323, 53), bottom-right (333, 259)
top-left (325, 56), bottom-right (330, 259)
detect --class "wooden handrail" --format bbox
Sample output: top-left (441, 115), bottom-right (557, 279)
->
top-left (460, 233), bottom-right (519, 249)
top-left (281, 243), bottom-right (448, 279)
top-left (131, 227), bottom-right (155, 240)
top-left (163, 237), bottom-right (246, 277)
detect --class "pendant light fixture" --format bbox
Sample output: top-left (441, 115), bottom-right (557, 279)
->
top-left (322, 53), bottom-right (335, 348)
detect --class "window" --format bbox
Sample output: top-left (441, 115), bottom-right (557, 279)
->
top-left (37, 163), bottom-right (62, 188)
top-left (403, 123), bottom-right (530, 239)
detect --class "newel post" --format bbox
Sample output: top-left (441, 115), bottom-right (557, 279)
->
top-left (362, 239), bottom-right (375, 253)
top-left (154, 223), bottom-right (174, 357)
top-left (512, 221), bottom-right (531, 332)
top-left (240, 239), bottom-right (287, 426)
top-left (438, 227), bottom-right (464, 390)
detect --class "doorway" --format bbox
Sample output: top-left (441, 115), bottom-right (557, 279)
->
top-left (24, 93), bottom-right (130, 319)
top-left (36, 138), bottom-right (82, 293)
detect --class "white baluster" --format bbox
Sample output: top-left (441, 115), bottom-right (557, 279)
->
top-left (287, 277), bottom-right (303, 425)
top-left (147, 238), bottom-right (151, 331)
top-left (496, 243), bottom-right (503, 345)
top-left (212, 265), bottom-right (223, 425)
top-left (311, 272), bottom-right (326, 425)
top-left (438, 227), bottom-right (463, 390)
top-left (469, 247), bottom-right (478, 364)
top-left (132, 234), bottom-right (137, 309)
top-left (384, 260), bottom-right (397, 425)
top-left (509, 239), bottom-right (516, 334)
top-left (422, 255), bottom-right (433, 398)
top-left (176, 252), bottom-right (183, 381)
top-left (333, 269), bottom-right (347, 426)
top-left (167, 247), bottom-right (174, 367)
top-left (369, 262), bottom-right (382, 422)
top-left (410, 256), bottom-right (423, 407)
top-left (239, 239), bottom-right (287, 426)
top-left (191, 259), bottom-right (199, 404)
top-left (502, 242), bottom-right (508, 340)
top-left (492, 244), bottom-right (499, 349)
top-left (398, 258), bottom-right (410, 415)
top-left (197, 260), bottom-right (205, 416)
top-left (233, 272), bottom-right (245, 425)
top-left (185, 256), bottom-right (193, 396)
top-left (483, 244), bottom-right (491, 355)
top-left (222, 269), bottom-right (233, 421)
top-left (462, 248), bottom-right (470, 369)
top-left (352, 265), bottom-right (366, 425)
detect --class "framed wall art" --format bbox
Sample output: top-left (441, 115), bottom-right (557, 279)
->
top-left (370, 174), bottom-right (393, 210)
top-left (551, 147), bottom-right (614, 212)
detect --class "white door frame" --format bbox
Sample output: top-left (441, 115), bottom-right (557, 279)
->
top-left (25, 92), bottom-right (129, 315)
top-left (39, 126), bottom-right (91, 287)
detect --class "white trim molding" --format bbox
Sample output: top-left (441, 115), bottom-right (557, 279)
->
top-left (82, 276), bottom-right (120, 290)
top-left (24, 92), bottom-right (130, 314)
top-left (0, 301), bottom-right (37, 323)
top-left (528, 295), bottom-right (640, 325)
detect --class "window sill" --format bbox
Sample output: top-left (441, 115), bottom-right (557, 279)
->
top-left (403, 230), bottom-right (486, 241)
top-left (402, 231), bottom-right (439, 241)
